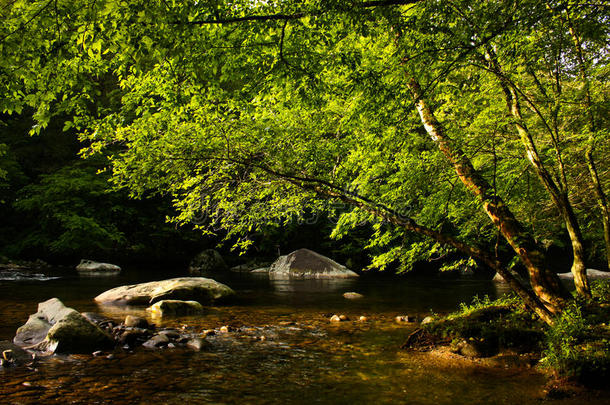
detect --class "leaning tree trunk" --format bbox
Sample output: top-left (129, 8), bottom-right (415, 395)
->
top-left (285, 177), bottom-right (557, 325)
top-left (484, 49), bottom-right (591, 298)
top-left (503, 84), bottom-right (591, 298)
top-left (568, 21), bottom-right (610, 271)
top-left (406, 77), bottom-right (569, 314)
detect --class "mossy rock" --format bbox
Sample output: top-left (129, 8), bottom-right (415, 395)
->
top-left (147, 300), bottom-right (204, 317)
top-left (95, 277), bottom-right (235, 305)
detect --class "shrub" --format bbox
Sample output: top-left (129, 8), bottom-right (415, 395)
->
top-left (542, 283), bottom-right (610, 386)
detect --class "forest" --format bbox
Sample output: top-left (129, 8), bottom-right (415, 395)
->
top-left (1, 1), bottom-right (609, 403)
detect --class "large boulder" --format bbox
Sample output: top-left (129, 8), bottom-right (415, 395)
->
top-left (147, 300), bottom-right (204, 317)
top-left (14, 298), bottom-right (113, 353)
top-left (76, 259), bottom-right (121, 274)
top-left (558, 268), bottom-right (610, 280)
top-left (188, 249), bottom-right (227, 275)
top-left (268, 249), bottom-right (359, 279)
top-left (94, 277), bottom-right (235, 305)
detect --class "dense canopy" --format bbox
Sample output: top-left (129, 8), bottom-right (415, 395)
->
top-left (1, 0), bottom-right (609, 322)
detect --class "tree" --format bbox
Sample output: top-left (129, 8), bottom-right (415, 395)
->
top-left (1, 0), bottom-right (608, 323)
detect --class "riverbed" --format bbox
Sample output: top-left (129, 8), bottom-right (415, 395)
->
top-left (0, 268), bottom-right (606, 404)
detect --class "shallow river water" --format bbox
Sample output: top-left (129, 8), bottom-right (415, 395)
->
top-left (0, 268), bottom-right (607, 404)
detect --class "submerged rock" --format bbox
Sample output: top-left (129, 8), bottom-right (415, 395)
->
top-left (188, 249), bottom-right (227, 275)
top-left (76, 259), bottom-right (121, 274)
top-left (94, 277), bottom-right (235, 305)
top-left (148, 300), bottom-right (204, 317)
top-left (343, 292), bottom-right (364, 299)
top-left (230, 260), bottom-right (270, 273)
top-left (186, 337), bottom-right (208, 351)
top-left (0, 341), bottom-right (32, 367)
top-left (269, 249), bottom-right (359, 279)
top-left (14, 298), bottom-right (112, 354)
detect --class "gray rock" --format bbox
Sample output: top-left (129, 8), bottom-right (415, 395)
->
top-left (94, 277), bottom-right (235, 306)
top-left (76, 259), bottom-right (121, 274)
top-left (118, 329), bottom-right (151, 347)
top-left (186, 338), bottom-right (208, 351)
top-left (343, 292), bottom-right (364, 299)
top-left (147, 300), bottom-right (204, 317)
top-left (158, 329), bottom-right (181, 340)
top-left (455, 338), bottom-right (498, 358)
top-left (124, 315), bottom-right (148, 329)
top-left (558, 268), bottom-right (610, 280)
top-left (14, 298), bottom-right (113, 354)
top-left (142, 334), bottom-right (170, 349)
top-left (188, 249), bottom-right (227, 275)
top-left (269, 249), bottom-right (359, 279)
top-left (13, 315), bottom-right (52, 347)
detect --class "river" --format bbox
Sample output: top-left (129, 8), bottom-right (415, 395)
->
top-left (0, 268), bottom-right (606, 404)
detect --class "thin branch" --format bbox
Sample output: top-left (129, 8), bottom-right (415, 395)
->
top-left (180, 1), bottom-right (420, 25)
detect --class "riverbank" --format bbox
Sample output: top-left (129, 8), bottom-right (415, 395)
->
top-left (403, 280), bottom-right (610, 399)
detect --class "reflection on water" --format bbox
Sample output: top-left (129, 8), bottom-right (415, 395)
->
top-left (0, 269), bottom-right (605, 404)
top-left (270, 278), bottom-right (357, 294)
top-left (0, 269), bottom-right (61, 282)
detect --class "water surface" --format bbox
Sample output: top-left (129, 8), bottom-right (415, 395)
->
top-left (0, 268), bottom-right (605, 404)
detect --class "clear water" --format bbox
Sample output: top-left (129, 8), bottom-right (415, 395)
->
top-left (0, 268), bottom-right (606, 404)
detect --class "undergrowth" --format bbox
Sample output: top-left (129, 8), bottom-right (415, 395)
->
top-left (422, 280), bottom-right (610, 385)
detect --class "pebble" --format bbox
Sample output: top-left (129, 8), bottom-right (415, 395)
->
top-left (395, 315), bottom-right (416, 323)
top-left (330, 314), bottom-right (349, 322)
top-left (343, 292), bottom-right (364, 299)
top-left (92, 351), bottom-right (104, 357)
top-left (220, 326), bottom-right (229, 333)
top-left (358, 316), bottom-right (368, 322)
top-left (106, 354), bottom-right (115, 360)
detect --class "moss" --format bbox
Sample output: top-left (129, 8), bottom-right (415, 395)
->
top-left (420, 281), bottom-right (610, 385)
top-left (423, 294), bottom-right (545, 356)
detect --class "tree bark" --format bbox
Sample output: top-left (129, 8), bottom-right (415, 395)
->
top-left (406, 76), bottom-right (569, 314)
top-left (223, 155), bottom-right (557, 324)
top-left (484, 49), bottom-right (591, 298)
top-left (301, 181), bottom-right (557, 325)
top-left (568, 20), bottom-right (610, 271)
